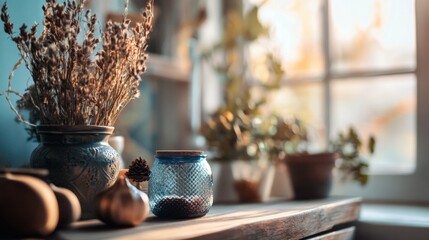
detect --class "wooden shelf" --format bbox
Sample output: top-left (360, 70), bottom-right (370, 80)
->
top-left (55, 196), bottom-right (361, 240)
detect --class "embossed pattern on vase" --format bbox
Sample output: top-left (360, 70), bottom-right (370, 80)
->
top-left (30, 126), bottom-right (120, 219)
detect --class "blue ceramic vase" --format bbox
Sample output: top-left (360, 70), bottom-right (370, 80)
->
top-left (30, 125), bottom-right (120, 219)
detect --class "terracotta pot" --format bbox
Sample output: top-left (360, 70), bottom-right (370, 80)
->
top-left (210, 159), bottom-right (275, 203)
top-left (285, 152), bottom-right (338, 200)
top-left (30, 125), bottom-right (120, 219)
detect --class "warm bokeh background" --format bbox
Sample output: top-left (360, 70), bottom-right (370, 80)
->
top-left (0, 0), bottom-right (417, 175)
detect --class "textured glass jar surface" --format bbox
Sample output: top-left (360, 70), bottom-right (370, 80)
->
top-left (148, 154), bottom-right (213, 219)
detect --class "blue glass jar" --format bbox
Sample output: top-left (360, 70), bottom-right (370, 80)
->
top-left (149, 150), bottom-right (213, 219)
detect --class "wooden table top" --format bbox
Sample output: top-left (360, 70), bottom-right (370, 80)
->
top-left (53, 196), bottom-right (361, 240)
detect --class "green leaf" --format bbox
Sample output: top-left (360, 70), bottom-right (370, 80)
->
top-left (243, 6), bottom-right (269, 41)
top-left (368, 136), bottom-right (376, 154)
top-left (359, 174), bottom-right (369, 186)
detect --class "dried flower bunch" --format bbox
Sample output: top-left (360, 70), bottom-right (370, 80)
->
top-left (126, 157), bottom-right (151, 183)
top-left (1, 0), bottom-right (154, 126)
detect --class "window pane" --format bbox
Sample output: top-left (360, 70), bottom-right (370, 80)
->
top-left (331, 75), bottom-right (416, 173)
top-left (330, 0), bottom-right (416, 72)
top-left (248, 0), bottom-right (324, 79)
top-left (252, 83), bottom-right (326, 149)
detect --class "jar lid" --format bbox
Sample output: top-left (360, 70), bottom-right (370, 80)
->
top-left (156, 150), bottom-right (204, 156)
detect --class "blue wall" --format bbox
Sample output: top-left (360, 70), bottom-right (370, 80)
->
top-left (0, 0), bottom-right (44, 167)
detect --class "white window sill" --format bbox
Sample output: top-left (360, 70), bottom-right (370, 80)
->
top-left (360, 203), bottom-right (429, 227)
top-left (357, 203), bottom-right (429, 240)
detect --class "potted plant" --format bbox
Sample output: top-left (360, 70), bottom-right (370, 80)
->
top-left (286, 152), bottom-right (339, 200)
top-left (200, 3), bottom-right (286, 203)
top-left (201, 104), bottom-right (271, 203)
top-left (257, 116), bottom-right (309, 199)
top-left (0, 0), bottom-right (154, 218)
top-left (285, 127), bottom-right (376, 199)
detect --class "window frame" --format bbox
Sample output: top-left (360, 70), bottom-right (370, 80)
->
top-left (328, 0), bottom-right (427, 202)
top-left (211, 0), bottom-right (425, 202)
top-left (245, 0), bottom-right (425, 202)
top-left (339, 0), bottom-right (426, 202)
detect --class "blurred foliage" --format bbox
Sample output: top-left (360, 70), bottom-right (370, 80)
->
top-left (255, 116), bottom-right (308, 162)
top-left (202, 2), bottom-right (279, 108)
top-left (200, 2), bottom-right (376, 187)
top-left (200, 3), bottom-right (300, 161)
top-left (201, 106), bottom-right (260, 161)
top-left (330, 127), bottom-right (376, 186)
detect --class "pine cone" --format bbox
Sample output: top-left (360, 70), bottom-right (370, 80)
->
top-left (126, 157), bottom-right (151, 182)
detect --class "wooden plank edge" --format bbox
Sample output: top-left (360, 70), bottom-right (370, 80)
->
top-left (189, 197), bottom-right (361, 240)
top-left (305, 226), bottom-right (355, 240)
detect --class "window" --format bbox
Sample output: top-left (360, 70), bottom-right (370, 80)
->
top-left (246, 0), bottom-right (426, 201)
